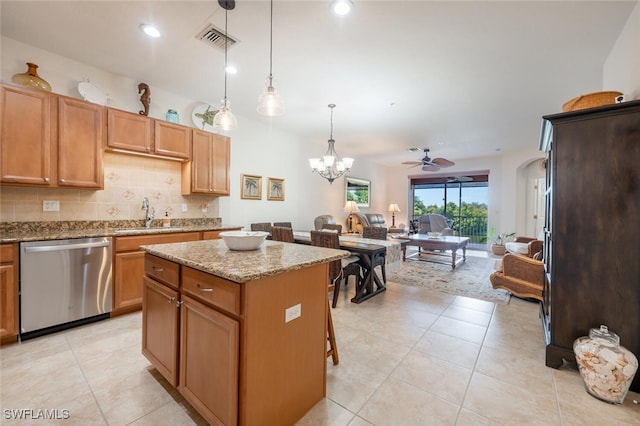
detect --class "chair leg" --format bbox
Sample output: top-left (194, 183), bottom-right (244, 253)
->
top-left (332, 277), bottom-right (341, 309)
top-left (327, 301), bottom-right (339, 365)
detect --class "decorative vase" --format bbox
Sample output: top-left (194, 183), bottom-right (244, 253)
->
top-left (166, 109), bottom-right (179, 123)
top-left (573, 325), bottom-right (638, 404)
top-left (11, 62), bottom-right (52, 92)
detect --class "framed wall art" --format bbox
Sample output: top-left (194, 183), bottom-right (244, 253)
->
top-left (345, 177), bottom-right (370, 207)
top-left (267, 177), bottom-right (285, 201)
top-left (241, 174), bottom-right (262, 200)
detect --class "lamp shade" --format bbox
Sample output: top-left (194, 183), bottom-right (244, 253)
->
top-left (388, 203), bottom-right (401, 213)
top-left (343, 200), bottom-right (359, 213)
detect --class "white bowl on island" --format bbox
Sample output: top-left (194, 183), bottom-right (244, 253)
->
top-left (219, 231), bottom-right (269, 251)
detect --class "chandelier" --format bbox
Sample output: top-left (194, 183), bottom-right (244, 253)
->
top-left (309, 104), bottom-right (354, 184)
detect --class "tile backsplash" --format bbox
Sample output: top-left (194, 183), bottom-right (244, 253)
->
top-left (0, 152), bottom-right (219, 222)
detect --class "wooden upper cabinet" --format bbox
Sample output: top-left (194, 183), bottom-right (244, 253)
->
top-left (107, 108), bottom-right (152, 153)
top-left (182, 130), bottom-right (230, 195)
top-left (57, 96), bottom-right (104, 188)
top-left (0, 84), bottom-right (54, 186)
top-left (154, 121), bottom-right (191, 159)
top-left (107, 108), bottom-right (191, 160)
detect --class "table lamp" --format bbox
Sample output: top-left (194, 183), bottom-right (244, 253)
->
top-left (343, 200), bottom-right (359, 232)
top-left (388, 203), bottom-right (401, 228)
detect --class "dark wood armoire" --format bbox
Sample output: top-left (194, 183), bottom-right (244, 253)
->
top-left (539, 99), bottom-right (640, 392)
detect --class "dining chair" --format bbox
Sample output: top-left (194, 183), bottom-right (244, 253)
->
top-left (273, 221), bottom-right (292, 228)
top-left (362, 226), bottom-right (388, 283)
top-left (250, 222), bottom-right (272, 233)
top-left (270, 226), bottom-right (294, 243)
top-left (321, 224), bottom-right (343, 234)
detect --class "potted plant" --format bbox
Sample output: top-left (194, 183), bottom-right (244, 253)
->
top-left (488, 227), bottom-right (515, 255)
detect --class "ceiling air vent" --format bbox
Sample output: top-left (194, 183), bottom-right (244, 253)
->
top-left (196, 24), bottom-right (238, 50)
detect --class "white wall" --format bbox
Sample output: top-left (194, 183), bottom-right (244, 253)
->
top-left (603, 0), bottom-right (640, 100)
top-left (1, 36), bottom-right (386, 229)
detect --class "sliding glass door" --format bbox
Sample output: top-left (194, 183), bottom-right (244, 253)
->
top-left (411, 175), bottom-right (488, 247)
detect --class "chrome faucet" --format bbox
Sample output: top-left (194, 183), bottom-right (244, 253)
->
top-left (142, 197), bottom-right (155, 228)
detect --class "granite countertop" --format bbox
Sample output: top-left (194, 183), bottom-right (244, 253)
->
top-left (0, 219), bottom-right (241, 243)
top-left (142, 239), bottom-right (349, 283)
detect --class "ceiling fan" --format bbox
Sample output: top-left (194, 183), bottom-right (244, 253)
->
top-left (402, 148), bottom-right (455, 172)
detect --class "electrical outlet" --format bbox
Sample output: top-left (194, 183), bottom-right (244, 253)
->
top-left (43, 200), bottom-right (60, 212)
top-left (181, 203), bottom-right (188, 212)
top-left (285, 304), bottom-right (301, 323)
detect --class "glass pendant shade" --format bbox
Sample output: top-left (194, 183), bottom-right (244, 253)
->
top-left (257, 76), bottom-right (284, 116)
top-left (213, 99), bottom-right (237, 131)
top-left (11, 62), bottom-right (51, 92)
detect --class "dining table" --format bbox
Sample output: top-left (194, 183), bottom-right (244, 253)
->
top-left (293, 231), bottom-right (403, 303)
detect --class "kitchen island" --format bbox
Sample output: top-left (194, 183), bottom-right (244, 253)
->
top-left (140, 239), bottom-right (348, 426)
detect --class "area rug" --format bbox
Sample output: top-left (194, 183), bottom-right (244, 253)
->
top-left (387, 254), bottom-right (511, 304)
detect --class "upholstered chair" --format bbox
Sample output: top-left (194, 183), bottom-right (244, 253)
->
top-left (505, 231), bottom-right (544, 257)
top-left (313, 215), bottom-right (336, 230)
top-left (490, 253), bottom-right (544, 301)
top-left (322, 224), bottom-right (343, 234)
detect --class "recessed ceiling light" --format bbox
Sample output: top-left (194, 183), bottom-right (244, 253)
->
top-left (331, 0), bottom-right (354, 16)
top-left (225, 65), bottom-right (237, 74)
top-left (140, 24), bottom-right (161, 38)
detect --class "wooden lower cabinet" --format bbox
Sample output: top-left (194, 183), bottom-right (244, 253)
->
top-left (142, 276), bottom-right (180, 386)
top-left (112, 232), bottom-right (200, 315)
top-left (142, 254), bottom-right (328, 426)
top-left (179, 295), bottom-right (239, 426)
top-left (0, 243), bottom-right (18, 344)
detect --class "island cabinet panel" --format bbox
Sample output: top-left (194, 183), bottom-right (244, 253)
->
top-left (0, 243), bottom-right (18, 344)
top-left (142, 252), bottom-right (329, 426)
top-left (0, 84), bottom-right (53, 186)
top-left (240, 264), bottom-right (327, 426)
top-left (57, 95), bottom-right (104, 188)
top-left (142, 276), bottom-right (179, 386)
top-left (179, 294), bottom-right (239, 426)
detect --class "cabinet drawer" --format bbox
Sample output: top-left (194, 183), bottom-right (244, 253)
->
top-left (0, 244), bottom-right (15, 263)
top-left (182, 267), bottom-right (240, 316)
top-left (145, 254), bottom-right (180, 289)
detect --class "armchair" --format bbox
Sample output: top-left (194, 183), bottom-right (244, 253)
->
top-left (314, 215), bottom-right (336, 230)
top-left (505, 231), bottom-right (544, 257)
top-left (489, 253), bottom-right (544, 301)
top-left (418, 215), bottom-right (453, 236)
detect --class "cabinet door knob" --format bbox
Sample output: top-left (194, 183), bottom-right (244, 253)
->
top-left (167, 296), bottom-right (176, 303)
top-left (59, 178), bottom-right (65, 183)
top-left (175, 300), bottom-right (183, 308)
top-left (44, 177), bottom-right (50, 182)
top-left (197, 283), bottom-right (213, 292)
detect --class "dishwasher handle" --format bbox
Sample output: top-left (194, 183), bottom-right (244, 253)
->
top-left (23, 240), bottom-right (111, 253)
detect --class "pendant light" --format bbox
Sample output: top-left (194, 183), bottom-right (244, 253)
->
top-left (213, 0), bottom-right (238, 131)
top-left (257, 0), bottom-right (284, 116)
top-left (309, 104), bottom-right (354, 184)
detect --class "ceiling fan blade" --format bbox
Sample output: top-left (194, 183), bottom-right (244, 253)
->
top-left (422, 164), bottom-right (441, 172)
top-left (401, 161), bottom-right (422, 165)
top-left (432, 158), bottom-right (455, 168)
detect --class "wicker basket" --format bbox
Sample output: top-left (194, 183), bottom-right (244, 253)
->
top-left (562, 91), bottom-right (623, 112)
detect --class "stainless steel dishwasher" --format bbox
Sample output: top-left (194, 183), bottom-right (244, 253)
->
top-left (20, 237), bottom-right (112, 339)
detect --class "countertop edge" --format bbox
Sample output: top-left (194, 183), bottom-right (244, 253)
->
top-left (142, 240), bottom-right (349, 283)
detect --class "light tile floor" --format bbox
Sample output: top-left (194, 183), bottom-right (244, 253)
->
top-left (1, 252), bottom-right (639, 425)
